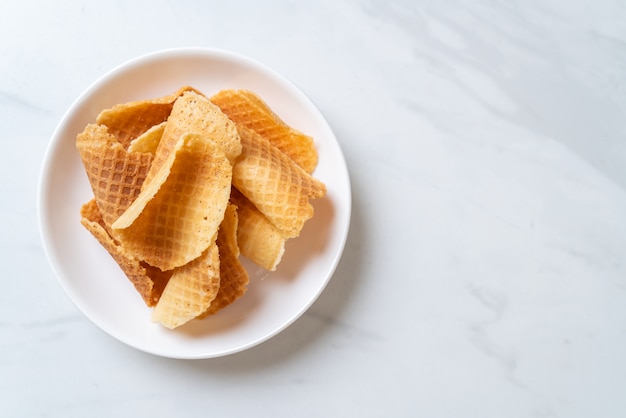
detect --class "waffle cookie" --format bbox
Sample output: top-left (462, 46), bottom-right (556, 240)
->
top-left (96, 86), bottom-right (198, 149)
top-left (232, 125), bottom-right (326, 239)
top-left (80, 199), bottom-right (171, 307)
top-left (211, 89), bottom-right (318, 173)
top-left (198, 204), bottom-right (249, 317)
top-left (155, 90), bottom-right (241, 166)
top-left (112, 132), bottom-right (233, 271)
top-left (76, 124), bottom-right (154, 228)
top-left (151, 238), bottom-right (221, 329)
top-left (127, 121), bottom-right (166, 154)
top-left (230, 187), bottom-right (285, 271)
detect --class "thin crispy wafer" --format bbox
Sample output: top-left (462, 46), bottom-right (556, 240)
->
top-left (112, 133), bottom-right (232, 271)
top-left (96, 86), bottom-right (199, 149)
top-left (230, 187), bottom-right (285, 271)
top-left (76, 124), bottom-right (153, 228)
top-left (199, 204), bottom-right (249, 317)
top-left (151, 238), bottom-right (221, 329)
top-left (232, 125), bottom-right (326, 238)
top-left (154, 90), bottom-right (242, 167)
top-left (211, 89), bottom-right (318, 173)
top-left (80, 199), bottom-right (171, 307)
top-left (127, 121), bottom-right (166, 154)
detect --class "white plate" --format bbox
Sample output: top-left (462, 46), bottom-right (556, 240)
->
top-left (37, 48), bottom-right (351, 359)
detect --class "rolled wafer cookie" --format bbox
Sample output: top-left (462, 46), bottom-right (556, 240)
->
top-left (76, 124), bottom-right (153, 229)
top-left (96, 86), bottom-right (199, 149)
top-left (112, 133), bottom-right (233, 271)
top-left (198, 204), bottom-right (249, 317)
top-left (80, 199), bottom-right (171, 307)
top-left (230, 187), bottom-right (285, 271)
top-left (232, 125), bottom-right (326, 239)
top-left (211, 89), bottom-right (318, 173)
top-left (151, 238), bottom-right (221, 329)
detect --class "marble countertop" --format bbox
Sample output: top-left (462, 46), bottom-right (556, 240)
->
top-left (3, 1), bottom-right (626, 416)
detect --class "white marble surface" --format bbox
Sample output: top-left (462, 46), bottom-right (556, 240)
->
top-left (2, 0), bottom-right (626, 416)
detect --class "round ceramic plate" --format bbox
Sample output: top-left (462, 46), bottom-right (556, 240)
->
top-left (37, 48), bottom-right (351, 359)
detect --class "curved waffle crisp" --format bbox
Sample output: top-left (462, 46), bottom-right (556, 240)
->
top-left (80, 199), bottom-right (171, 307)
top-left (151, 238), bottom-right (221, 329)
top-left (127, 121), bottom-right (166, 154)
top-left (211, 89), bottom-right (318, 173)
top-left (154, 90), bottom-right (242, 167)
top-left (112, 133), bottom-right (232, 271)
top-left (76, 124), bottom-right (153, 228)
top-left (199, 204), bottom-right (249, 317)
top-left (96, 86), bottom-right (198, 149)
top-left (230, 187), bottom-right (285, 271)
top-left (232, 125), bottom-right (326, 239)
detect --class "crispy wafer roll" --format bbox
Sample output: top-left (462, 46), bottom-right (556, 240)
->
top-left (151, 238), bottom-right (221, 329)
top-left (127, 121), bottom-right (166, 154)
top-left (112, 133), bottom-right (232, 271)
top-left (80, 199), bottom-right (171, 307)
top-left (232, 125), bottom-right (326, 239)
top-left (211, 89), bottom-right (318, 173)
top-left (96, 86), bottom-right (198, 149)
top-left (230, 188), bottom-right (285, 271)
top-left (76, 124), bottom-right (153, 228)
top-left (199, 204), bottom-right (249, 317)
top-left (153, 90), bottom-right (242, 166)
